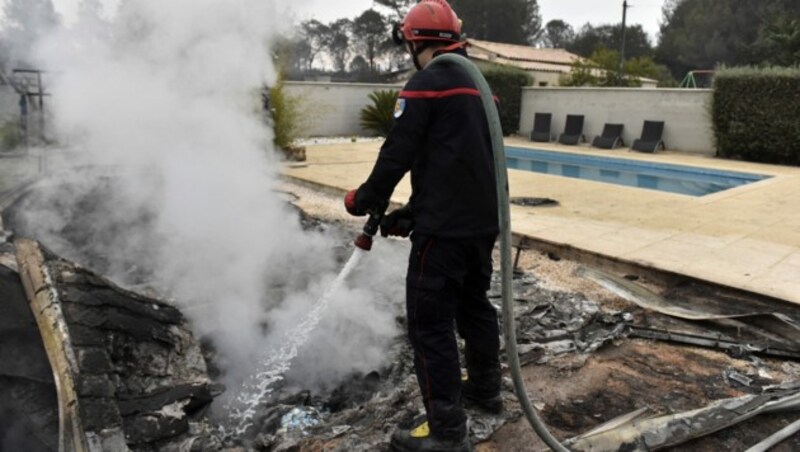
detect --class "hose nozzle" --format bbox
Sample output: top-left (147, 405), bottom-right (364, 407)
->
top-left (354, 200), bottom-right (389, 251)
top-left (354, 234), bottom-right (373, 251)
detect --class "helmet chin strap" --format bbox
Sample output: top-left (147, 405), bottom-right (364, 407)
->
top-left (408, 42), bottom-right (430, 70)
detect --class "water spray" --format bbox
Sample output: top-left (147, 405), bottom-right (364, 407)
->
top-left (222, 202), bottom-right (388, 438)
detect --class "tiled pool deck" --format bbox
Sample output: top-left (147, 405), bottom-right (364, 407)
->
top-left (284, 137), bottom-right (800, 304)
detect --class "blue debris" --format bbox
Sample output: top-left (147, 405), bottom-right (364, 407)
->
top-left (278, 407), bottom-right (323, 435)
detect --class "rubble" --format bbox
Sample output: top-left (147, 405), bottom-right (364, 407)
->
top-left (0, 238), bottom-right (220, 451)
top-left (3, 176), bottom-right (800, 451)
top-left (566, 381), bottom-right (800, 451)
top-left (579, 266), bottom-right (800, 359)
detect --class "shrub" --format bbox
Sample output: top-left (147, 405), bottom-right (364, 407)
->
top-left (0, 121), bottom-right (23, 151)
top-left (559, 48), bottom-right (675, 87)
top-left (359, 90), bottom-right (399, 137)
top-left (712, 66), bottom-right (800, 165)
top-left (269, 78), bottom-right (307, 153)
top-left (477, 63), bottom-right (532, 136)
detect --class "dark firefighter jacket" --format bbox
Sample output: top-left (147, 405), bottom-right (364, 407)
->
top-left (358, 48), bottom-right (499, 238)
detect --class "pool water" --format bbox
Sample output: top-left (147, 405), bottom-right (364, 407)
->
top-left (505, 147), bottom-right (770, 197)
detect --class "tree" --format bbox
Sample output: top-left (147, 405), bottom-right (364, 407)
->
top-left (351, 9), bottom-right (388, 73)
top-left (656, 0), bottom-right (800, 78)
top-left (326, 18), bottom-right (352, 73)
top-left (1, 0), bottom-right (59, 68)
top-left (757, 17), bottom-right (800, 67)
top-left (541, 20), bottom-right (575, 49)
top-left (300, 20), bottom-right (330, 70)
top-left (349, 55), bottom-right (369, 74)
top-left (560, 47), bottom-right (674, 87)
top-left (374, 0), bottom-right (416, 20)
top-left (450, 0), bottom-right (542, 45)
top-left (569, 23), bottom-right (652, 59)
top-left (272, 35), bottom-right (311, 76)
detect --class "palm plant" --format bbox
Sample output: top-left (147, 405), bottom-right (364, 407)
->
top-left (359, 90), bottom-right (399, 137)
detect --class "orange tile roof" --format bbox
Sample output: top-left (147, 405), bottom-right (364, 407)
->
top-left (466, 38), bottom-right (586, 68)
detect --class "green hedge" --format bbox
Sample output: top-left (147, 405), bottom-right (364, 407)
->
top-left (477, 62), bottom-right (532, 136)
top-left (712, 66), bottom-right (800, 165)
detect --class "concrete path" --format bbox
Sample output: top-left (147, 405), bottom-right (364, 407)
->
top-left (283, 137), bottom-right (800, 304)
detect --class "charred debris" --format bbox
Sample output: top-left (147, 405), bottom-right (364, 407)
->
top-left (2, 177), bottom-right (800, 451)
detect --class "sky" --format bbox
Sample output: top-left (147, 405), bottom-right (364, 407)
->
top-left (47, 0), bottom-right (665, 41)
top-left (290, 0), bottom-right (666, 41)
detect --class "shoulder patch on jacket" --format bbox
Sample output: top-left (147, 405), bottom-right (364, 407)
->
top-left (393, 98), bottom-right (406, 119)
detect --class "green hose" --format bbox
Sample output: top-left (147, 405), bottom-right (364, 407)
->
top-left (429, 53), bottom-right (569, 452)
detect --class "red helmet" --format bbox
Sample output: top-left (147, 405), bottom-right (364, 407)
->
top-left (393, 0), bottom-right (462, 45)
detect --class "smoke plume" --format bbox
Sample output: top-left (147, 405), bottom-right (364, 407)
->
top-left (13, 0), bottom-right (400, 393)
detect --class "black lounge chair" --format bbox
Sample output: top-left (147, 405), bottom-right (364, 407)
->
top-left (592, 123), bottom-right (625, 149)
top-left (631, 120), bottom-right (665, 153)
top-left (529, 112), bottom-right (552, 142)
top-left (558, 114), bottom-right (585, 145)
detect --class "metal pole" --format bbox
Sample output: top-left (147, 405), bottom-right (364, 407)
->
top-left (619, 0), bottom-right (629, 82)
top-left (36, 71), bottom-right (46, 173)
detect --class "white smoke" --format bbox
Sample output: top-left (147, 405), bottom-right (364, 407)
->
top-left (20, 0), bottom-right (400, 394)
top-left (0, 0), bottom-right (60, 69)
top-left (273, 239), bottom-right (406, 390)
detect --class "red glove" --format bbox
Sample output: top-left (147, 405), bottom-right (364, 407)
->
top-left (344, 189), bottom-right (366, 216)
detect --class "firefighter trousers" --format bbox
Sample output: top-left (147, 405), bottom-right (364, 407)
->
top-left (406, 232), bottom-right (501, 440)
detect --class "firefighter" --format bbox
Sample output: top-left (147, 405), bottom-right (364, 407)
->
top-left (344, 1), bottom-right (501, 451)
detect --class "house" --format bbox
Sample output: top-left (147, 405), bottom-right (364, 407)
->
top-left (384, 39), bottom-right (585, 85)
top-left (466, 38), bottom-right (658, 88)
top-left (466, 38), bottom-right (585, 86)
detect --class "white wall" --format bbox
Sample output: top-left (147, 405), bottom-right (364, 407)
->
top-left (284, 81), bottom-right (403, 137)
top-left (282, 83), bottom-right (716, 154)
top-left (519, 87), bottom-right (714, 154)
top-left (529, 71), bottom-right (562, 87)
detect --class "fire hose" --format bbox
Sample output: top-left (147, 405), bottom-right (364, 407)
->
top-left (427, 53), bottom-right (570, 451)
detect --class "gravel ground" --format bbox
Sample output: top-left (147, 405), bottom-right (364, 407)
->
top-left (296, 137), bottom-right (384, 147)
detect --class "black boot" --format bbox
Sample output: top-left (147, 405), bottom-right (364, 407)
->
top-left (461, 375), bottom-right (503, 414)
top-left (390, 417), bottom-right (472, 452)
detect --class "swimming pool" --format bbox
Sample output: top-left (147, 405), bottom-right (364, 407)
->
top-left (505, 147), bottom-right (771, 197)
